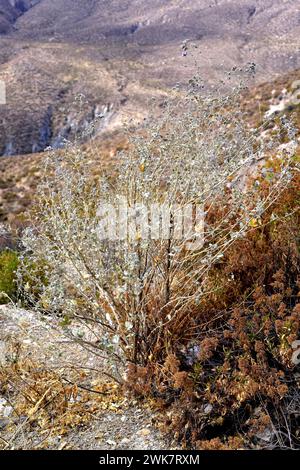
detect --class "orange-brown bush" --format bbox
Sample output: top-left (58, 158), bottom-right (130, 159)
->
top-left (126, 167), bottom-right (300, 449)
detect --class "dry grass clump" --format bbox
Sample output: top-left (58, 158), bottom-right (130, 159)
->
top-left (0, 341), bottom-right (122, 450)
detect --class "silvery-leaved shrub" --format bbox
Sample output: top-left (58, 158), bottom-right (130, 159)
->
top-left (18, 71), bottom-right (298, 381)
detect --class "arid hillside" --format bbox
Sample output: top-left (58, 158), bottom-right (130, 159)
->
top-left (0, 66), bottom-right (299, 230)
top-left (0, 0), bottom-right (299, 156)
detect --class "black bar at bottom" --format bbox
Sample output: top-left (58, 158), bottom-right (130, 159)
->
top-left (0, 450), bottom-right (299, 468)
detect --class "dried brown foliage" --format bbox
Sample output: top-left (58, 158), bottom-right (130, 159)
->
top-left (126, 164), bottom-right (300, 449)
top-left (0, 342), bottom-right (122, 449)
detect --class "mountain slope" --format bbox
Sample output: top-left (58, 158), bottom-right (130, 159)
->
top-left (0, 0), bottom-right (299, 157)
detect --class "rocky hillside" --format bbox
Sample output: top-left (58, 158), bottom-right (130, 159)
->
top-left (0, 67), bottom-right (299, 232)
top-left (0, 0), bottom-right (299, 157)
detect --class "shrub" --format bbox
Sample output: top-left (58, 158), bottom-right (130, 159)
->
top-left (19, 72), bottom-right (299, 444)
top-left (0, 250), bottom-right (19, 304)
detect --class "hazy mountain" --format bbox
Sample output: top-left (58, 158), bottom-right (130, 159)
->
top-left (0, 0), bottom-right (299, 156)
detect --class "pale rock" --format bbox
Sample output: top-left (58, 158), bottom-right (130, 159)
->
top-left (138, 428), bottom-right (151, 437)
